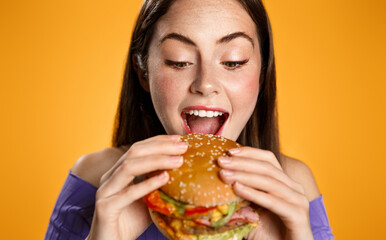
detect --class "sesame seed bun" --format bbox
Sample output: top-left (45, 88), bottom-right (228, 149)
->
top-left (160, 133), bottom-right (242, 207)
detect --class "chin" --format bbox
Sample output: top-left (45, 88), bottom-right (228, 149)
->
top-left (144, 134), bottom-right (260, 240)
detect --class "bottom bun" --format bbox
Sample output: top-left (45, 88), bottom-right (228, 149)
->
top-left (149, 209), bottom-right (255, 240)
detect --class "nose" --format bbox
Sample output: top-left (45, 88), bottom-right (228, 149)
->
top-left (190, 63), bottom-right (220, 96)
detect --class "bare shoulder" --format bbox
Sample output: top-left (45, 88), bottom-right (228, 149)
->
top-left (280, 154), bottom-right (321, 201)
top-left (71, 146), bottom-right (129, 188)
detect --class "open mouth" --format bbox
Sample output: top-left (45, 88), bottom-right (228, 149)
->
top-left (181, 110), bottom-right (229, 135)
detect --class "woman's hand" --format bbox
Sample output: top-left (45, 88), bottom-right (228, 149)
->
top-left (86, 135), bottom-right (188, 240)
top-left (218, 147), bottom-right (314, 240)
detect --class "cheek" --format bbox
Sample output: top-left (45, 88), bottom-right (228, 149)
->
top-left (150, 74), bottom-right (182, 108)
top-left (245, 74), bottom-right (260, 95)
top-left (230, 70), bottom-right (260, 109)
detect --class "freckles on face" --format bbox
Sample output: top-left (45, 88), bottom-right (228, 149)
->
top-left (149, 70), bottom-right (182, 120)
top-left (148, 40), bottom-right (193, 109)
top-left (225, 62), bottom-right (260, 136)
top-left (145, 0), bottom-right (262, 138)
top-left (243, 69), bottom-right (260, 98)
top-left (152, 78), bottom-right (178, 105)
top-left (232, 72), bottom-right (260, 107)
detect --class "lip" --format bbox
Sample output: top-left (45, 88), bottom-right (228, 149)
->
top-left (180, 106), bottom-right (229, 136)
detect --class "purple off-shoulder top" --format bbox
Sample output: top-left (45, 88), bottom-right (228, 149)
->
top-left (45, 171), bottom-right (334, 240)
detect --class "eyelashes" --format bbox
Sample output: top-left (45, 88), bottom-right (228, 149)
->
top-left (164, 59), bottom-right (249, 70)
top-left (164, 60), bottom-right (192, 69)
top-left (222, 60), bottom-right (249, 69)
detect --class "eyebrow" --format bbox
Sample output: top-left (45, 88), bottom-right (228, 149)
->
top-left (159, 31), bottom-right (254, 48)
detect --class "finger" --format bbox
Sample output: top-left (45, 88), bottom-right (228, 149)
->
top-left (97, 154), bottom-right (183, 199)
top-left (127, 135), bottom-right (188, 159)
top-left (218, 156), bottom-right (304, 195)
top-left (233, 182), bottom-right (310, 226)
top-left (111, 135), bottom-right (186, 171)
top-left (96, 171), bottom-right (169, 215)
top-left (227, 147), bottom-right (282, 170)
top-left (220, 169), bottom-right (305, 205)
top-left (100, 135), bottom-right (187, 184)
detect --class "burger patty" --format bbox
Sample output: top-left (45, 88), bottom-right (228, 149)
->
top-left (182, 219), bottom-right (251, 235)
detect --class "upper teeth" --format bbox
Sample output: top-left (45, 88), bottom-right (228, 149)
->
top-left (185, 110), bottom-right (224, 118)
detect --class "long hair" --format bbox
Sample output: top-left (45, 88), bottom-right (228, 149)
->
top-left (112, 0), bottom-right (281, 164)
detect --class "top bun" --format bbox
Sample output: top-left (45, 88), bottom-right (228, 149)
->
top-left (160, 133), bottom-right (242, 207)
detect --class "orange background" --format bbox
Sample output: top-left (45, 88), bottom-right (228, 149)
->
top-left (1, 0), bottom-right (385, 239)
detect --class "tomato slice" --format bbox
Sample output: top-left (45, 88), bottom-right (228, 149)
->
top-left (145, 190), bottom-right (175, 215)
top-left (185, 206), bottom-right (217, 216)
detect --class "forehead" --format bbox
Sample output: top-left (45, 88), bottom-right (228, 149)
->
top-left (153, 0), bottom-right (258, 44)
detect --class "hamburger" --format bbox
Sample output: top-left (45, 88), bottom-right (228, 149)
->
top-left (144, 134), bottom-right (260, 240)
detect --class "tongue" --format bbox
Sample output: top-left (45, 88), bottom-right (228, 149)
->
top-left (186, 115), bottom-right (222, 134)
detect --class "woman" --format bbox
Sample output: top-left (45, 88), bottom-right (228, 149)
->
top-left (45, 0), bottom-right (333, 239)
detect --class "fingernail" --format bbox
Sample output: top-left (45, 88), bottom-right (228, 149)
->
top-left (228, 148), bottom-right (241, 154)
top-left (175, 142), bottom-right (188, 149)
top-left (234, 181), bottom-right (244, 189)
top-left (218, 156), bottom-right (231, 164)
top-left (170, 156), bottom-right (183, 163)
top-left (169, 135), bottom-right (181, 141)
top-left (220, 169), bottom-right (234, 176)
top-left (158, 171), bottom-right (168, 180)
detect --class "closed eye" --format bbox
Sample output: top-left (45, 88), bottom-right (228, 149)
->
top-left (222, 59), bottom-right (249, 70)
top-left (165, 60), bottom-right (192, 70)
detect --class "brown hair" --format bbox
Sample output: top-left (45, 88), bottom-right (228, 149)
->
top-left (112, 0), bottom-right (281, 163)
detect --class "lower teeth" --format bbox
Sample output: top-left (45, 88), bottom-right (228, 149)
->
top-left (184, 119), bottom-right (191, 131)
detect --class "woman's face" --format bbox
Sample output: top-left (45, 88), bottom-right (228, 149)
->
top-left (146, 0), bottom-right (261, 141)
